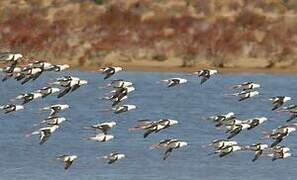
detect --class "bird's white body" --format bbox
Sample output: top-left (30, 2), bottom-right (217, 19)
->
top-left (84, 134), bottom-right (114, 142)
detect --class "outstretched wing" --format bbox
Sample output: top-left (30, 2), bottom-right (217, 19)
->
top-left (57, 87), bottom-right (72, 98)
top-left (64, 160), bottom-right (73, 170)
top-left (252, 150), bottom-right (263, 162)
top-left (71, 84), bottom-right (81, 92)
top-left (163, 148), bottom-right (173, 160)
top-left (39, 129), bottom-right (51, 145)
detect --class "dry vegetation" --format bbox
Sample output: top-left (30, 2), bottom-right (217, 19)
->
top-left (0, 0), bottom-right (297, 71)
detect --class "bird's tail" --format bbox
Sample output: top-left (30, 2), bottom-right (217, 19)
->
top-left (98, 84), bottom-right (111, 89)
top-left (104, 90), bottom-right (116, 95)
top-left (25, 131), bottom-right (39, 138)
top-left (128, 127), bottom-right (141, 131)
top-left (261, 131), bottom-right (271, 139)
top-left (98, 96), bottom-right (112, 101)
top-left (229, 84), bottom-right (242, 89)
top-left (39, 107), bottom-right (50, 111)
top-left (149, 143), bottom-right (161, 150)
top-left (82, 126), bottom-right (93, 130)
top-left (98, 108), bottom-right (113, 113)
top-left (96, 156), bottom-right (108, 160)
top-left (276, 109), bottom-right (288, 113)
top-left (81, 137), bottom-right (91, 141)
top-left (207, 151), bottom-right (218, 156)
top-left (47, 82), bottom-right (60, 86)
top-left (201, 143), bottom-right (213, 148)
top-left (224, 93), bottom-right (239, 96)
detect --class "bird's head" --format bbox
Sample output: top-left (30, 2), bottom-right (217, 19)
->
top-left (168, 119), bottom-right (178, 125)
top-left (59, 64), bottom-right (70, 71)
top-left (14, 53), bottom-right (23, 61)
top-left (79, 80), bottom-right (88, 85)
top-left (16, 105), bottom-right (24, 111)
top-left (117, 154), bottom-right (126, 159)
top-left (258, 117), bottom-right (268, 124)
top-left (114, 67), bottom-right (123, 72)
top-left (179, 141), bottom-right (188, 147)
top-left (127, 105), bottom-right (137, 110)
top-left (284, 96), bottom-right (292, 102)
top-left (253, 83), bottom-right (261, 88)
top-left (51, 87), bottom-right (60, 94)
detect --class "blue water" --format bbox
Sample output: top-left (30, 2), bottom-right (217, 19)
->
top-left (0, 71), bottom-right (296, 180)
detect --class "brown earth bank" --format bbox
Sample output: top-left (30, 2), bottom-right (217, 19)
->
top-left (1, 0), bottom-right (297, 73)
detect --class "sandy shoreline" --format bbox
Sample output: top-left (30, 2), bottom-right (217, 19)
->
top-left (72, 65), bottom-right (297, 75)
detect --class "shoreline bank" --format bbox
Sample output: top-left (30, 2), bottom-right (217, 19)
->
top-left (71, 65), bottom-right (297, 75)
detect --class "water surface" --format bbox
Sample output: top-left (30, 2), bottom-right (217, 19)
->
top-left (0, 71), bottom-right (296, 180)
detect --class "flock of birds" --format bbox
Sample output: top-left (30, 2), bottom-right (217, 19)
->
top-left (0, 52), bottom-right (297, 171)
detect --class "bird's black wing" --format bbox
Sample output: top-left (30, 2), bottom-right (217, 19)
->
top-left (57, 87), bottom-right (72, 98)
top-left (49, 106), bottom-right (61, 116)
top-left (7, 61), bottom-right (18, 73)
top-left (163, 148), bottom-right (173, 160)
top-left (227, 127), bottom-right (241, 139)
top-left (22, 95), bottom-right (33, 104)
top-left (21, 76), bottom-right (33, 85)
top-left (219, 148), bottom-right (233, 158)
top-left (144, 128), bottom-right (156, 138)
top-left (270, 137), bottom-right (283, 147)
top-left (39, 129), bottom-right (51, 145)
top-left (64, 160), bottom-right (73, 170)
top-left (32, 71), bottom-right (43, 81)
top-left (200, 75), bottom-right (210, 85)
top-left (104, 68), bottom-right (115, 79)
top-left (71, 84), bottom-right (81, 92)
top-left (168, 79), bottom-right (179, 87)
top-left (287, 114), bottom-right (297, 122)
top-left (252, 150), bottom-right (263, 162)
top-left (272, 101), bottom-right (282, 111)
top-left (115, 106), bottom-right (127, 114)
top-left (15, 74), bottom-right (25, 81)
top-left (99, 125), bottom-right (110, 135)
top-left (108, 157), bottom-right (118, 164)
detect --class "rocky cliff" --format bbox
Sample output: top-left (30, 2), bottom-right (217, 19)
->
top-left (0, 0), bottom-right (297, 71)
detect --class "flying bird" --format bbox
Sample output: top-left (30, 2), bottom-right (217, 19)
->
top-left (99, 152), bottom-right (126, 164)
top-left (225, 123), bottom-right (251, 139)
top-left (142, 119), bottom-right (178, 138)
top-left (83, 121), bottom-right (116, 134)
top-left (242, 117), bottom-right (267, 130)
top-left (206, 139), bottom-right (238, 150)
top-left (113, 104), bottom-right (136, 114)
top-left (0, 52), bottom-right (23, 62)
top-left (231, 82), bottom-right (260, 91)
top-left (277, 105), bottom-right (297, 122)
top-left (213, 145), bottom-right (244, 158)
top-left (82, 133), bottom-right (114, 142)
top-left (226, 90), bottom-right (259, 101)
top-left (56, 154), bottom-right (78, 170)
top-left (99, 79), bottom-right (133, 89)
top-left (99, 67), bottom-right (123, 79)
top-left (27, 125), bottom-right (60, 145)
top-left (192, 69), bottom-right (218, 84)
top-left (41, 104), bottom-right (70, 117)
top-left (15, 92), bottom-right (43, 104)
top-left (39, 117), bottom-right (68, 126)
top-left (263, 124), bottom-right (297, 147)
top-left (35, 87), bottom-right (60, 98)
top-left (151, 139), bottom-right (188, 160)
top-left (245, 143), bottom-right (269, 162)
top-left (161, 78), bottom-right (187, 87)
top-left (269, 96), bottom-right (291, 111)
top-left (52, 76), bottom-right (87, 98)
top-left (267, 145), bottom-right (291, 161)
top-left (0, 104), bottom-right (24, 114)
